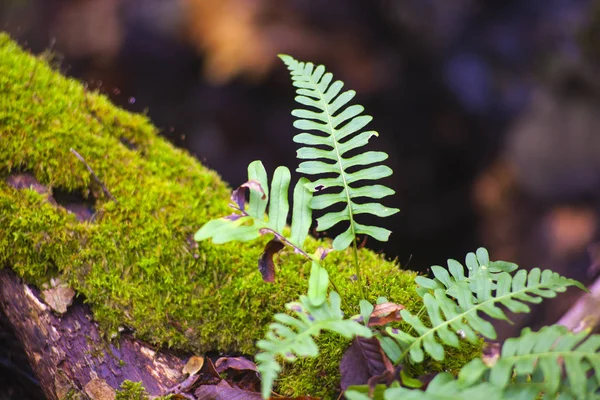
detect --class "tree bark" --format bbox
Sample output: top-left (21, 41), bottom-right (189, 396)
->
top-left (0, 269), bottom-right (185, 400)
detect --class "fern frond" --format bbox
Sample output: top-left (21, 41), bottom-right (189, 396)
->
top-left (349, 326), bottom-right (600, 400)
top-left (195, 160), bottom-right (313, 246)
top-left (385, 248), bottom-right (584, 363)
top-left (257, 262), bottom-right (372, 398)
top-left (346, 374), bottom-right (503, 400)
top-left (415, 248), bottom-right (518, 298)
top-left (279, 55), bottom-right (399, 251)
top-left (194, 160), bottom-right (313, 280)
top-left (459, 325), bottom-right (600, 399)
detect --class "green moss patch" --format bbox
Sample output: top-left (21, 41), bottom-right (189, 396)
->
top-left (0, 33), bottom-right (480, 398)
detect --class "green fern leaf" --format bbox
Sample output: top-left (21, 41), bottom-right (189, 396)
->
top-left (385, 375), bottom-right (502, 400)
top-left (459, 325), bottom-right (600, 399)
top-left (346, 374), bottom-right (503, 400)
top-left (195, 161), bottom-right (313, 280)
top-left (386, 249), bottom-right (584, 364)
top-left (279, 55), bottom-right (399, 251)
top-left (366, 326), bottom-right (600, 400)
top-left (195, 161), bottom-right (312, 248)
top-left (256, 263), bottom-right (372, 398)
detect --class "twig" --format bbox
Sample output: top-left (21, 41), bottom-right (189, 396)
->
top-left (557, 275), bottom-right (600, 333)
top-left (70, 148), bottom-right (118, 203)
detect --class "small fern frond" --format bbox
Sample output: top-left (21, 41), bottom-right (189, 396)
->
top-left (415, 248), bottom-right (518, 297)
top-left (349, 326), bottom-right (600, 400)
top-left (459, 325), bottom-right (600, 399)
top-left (194, 160), bottom-right (313, 280)
top-left (385, 248), bottom-right (584, 363)
top-left (279, 55), bottom-right (399, 251)
top-left (346, 375), bottom-right (503, 400)
top-left (257, 262), bottom-right (372, 398)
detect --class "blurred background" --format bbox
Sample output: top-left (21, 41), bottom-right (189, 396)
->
top-left (2, 0), bottom-right (600, 397)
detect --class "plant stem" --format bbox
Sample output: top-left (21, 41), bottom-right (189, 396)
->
top-left (328, 271), bottom-right (350, 310)
top-left (352, 238), bottom-right (366, 299)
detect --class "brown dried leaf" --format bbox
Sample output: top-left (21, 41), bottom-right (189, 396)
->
top-left (183, 355), bottom-right (205, 376)
top-left (41, 282), bottom-right (75, 314)
top-left (215, 357), bottom-right (257, 374)
top-left (340, 337), bottom-right (391, 391)
top-left (367, 302), bottom-right (405, 327)
top-left (258, 239), bottom-right (284, 282)
top-left (195, 382), bottom-right (262, 400)
top-left (166, 374), bottom-right (200, 396)
top-left (198, 357), bottom-right (221, 385)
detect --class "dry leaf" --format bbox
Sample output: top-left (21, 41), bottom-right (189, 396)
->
top-left (41, 279), bottom-right (75, 314)
top-left (258, 239), bottom-right (284, 282)
top-left (183, 355), bottom-right (205, 376)
top-left (367, 302), bottom-right (404, 327)
top-left (195, 381), bottom-right (262, 400)
top-left (231, 180), bottom-right (266, 212)
top-left (482, 342), bottom-right (500, 367)
top-left (215, 356), bottom-right (258, 373)
top-left (340, 337), bottom-right (391, 391)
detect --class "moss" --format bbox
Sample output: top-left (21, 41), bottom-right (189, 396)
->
top-left (115, 380), bottom-right (172, 400)
top-left (0, 33), bottom-right (480, 398)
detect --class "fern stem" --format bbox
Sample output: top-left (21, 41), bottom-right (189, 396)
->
top-left (351, 239), bottom-right (365, 299)
top-left (325, 267), bottom-right (350, 310)
top-left (304, 67), bottom-right (365, 298)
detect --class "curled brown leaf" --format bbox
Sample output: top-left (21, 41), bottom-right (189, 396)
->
top-left (230, 180), bottom-right (266, 212)
top-left (367, 302), bottom-right (405, 327)
top-left (258, 239), bottom-right (284, 282)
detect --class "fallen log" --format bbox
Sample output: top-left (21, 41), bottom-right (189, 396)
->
top-left (0, 268), bottom-right (184, 400)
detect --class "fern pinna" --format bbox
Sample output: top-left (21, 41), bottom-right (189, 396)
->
top-left (256, 261), bottom-right (372, 398)
top-left (383, 248), bottom-right (584, 364)
top-left (279, 55), bottom-right (399, 252)
top-left (345, 248), bottom-right (588, 400)
top-left (194, 160), bottom-right (313, 281)
top-left (348, 325), bottom-right (600, 400)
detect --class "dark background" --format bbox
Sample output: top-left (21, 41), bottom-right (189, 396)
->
top-left (2, 0), bottom-right (600, 398)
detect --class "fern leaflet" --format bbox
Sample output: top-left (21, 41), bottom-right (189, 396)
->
top-left (459, 325), bottom-right (600, 399)
top-left (384, 248), bottom-right (585, 363)
top-left (280, 55), bottom-right (399, 251)
top-left (256, 262), bottom-right (372, 398)
top-left (194, 160), bottom-right (313, 280)
top-left (347, 325), bottom-right (600, 400)
top-left (346, 377), bottom-right (503, 400)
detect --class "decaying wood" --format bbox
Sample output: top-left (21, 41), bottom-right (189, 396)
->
top-left (558, 275), bottom-right (600, 333)
top-left (0, 269), bottom-right (185, 399)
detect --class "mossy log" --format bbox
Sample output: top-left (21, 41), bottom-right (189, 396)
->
top-left (0, 268), bottom-right (182, 400)
top-left (0, 33), bottom-right (479, 398)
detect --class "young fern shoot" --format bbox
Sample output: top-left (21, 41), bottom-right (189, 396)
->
top-left (279, 55), bottom-right (399, 288)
